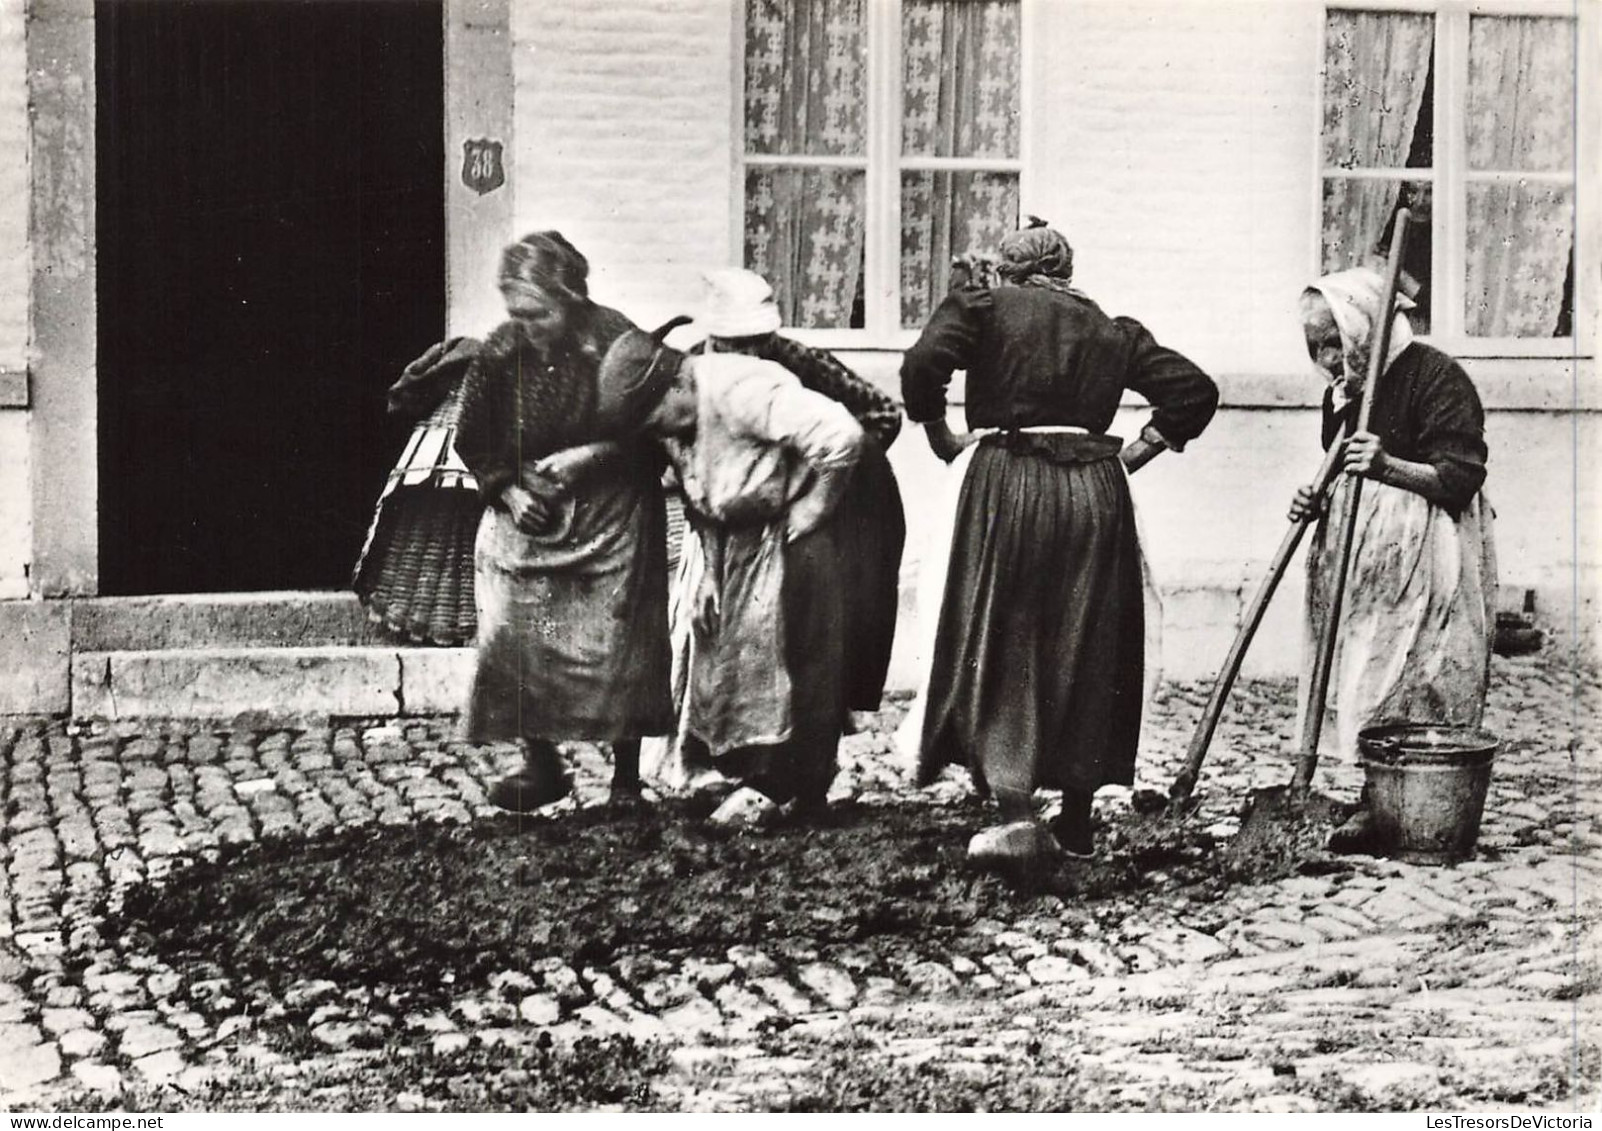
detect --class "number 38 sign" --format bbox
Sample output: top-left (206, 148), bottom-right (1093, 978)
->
top-left (462, 138), bottom-right (505, 196)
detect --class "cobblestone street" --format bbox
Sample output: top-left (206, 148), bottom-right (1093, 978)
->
top-left (0, 650), bottom-right (1596, 1111)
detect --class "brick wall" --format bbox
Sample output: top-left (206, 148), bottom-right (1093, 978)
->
top-left (0, 413), bottom-right (28, 599)
top-left (508, 0), bottom-right (733, 333)
top-left (1028, 0), bottom-right (1320, 380)
top-left (499, 0), bottom-right (1595, 679)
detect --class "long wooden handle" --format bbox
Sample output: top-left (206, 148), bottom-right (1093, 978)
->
top-left (1169, 435), bottom-right (1347, 802)
top-left (1292, 209), bottom-right (1411, 791)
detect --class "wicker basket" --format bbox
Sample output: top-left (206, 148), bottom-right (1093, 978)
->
top-left (354, 387), bottom-right (482, 647)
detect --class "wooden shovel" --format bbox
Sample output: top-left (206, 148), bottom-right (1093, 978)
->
top-left (1291, 208), bottom-right (1412, 793)
top-left (1167, 209), bottom-right (1411, 807)
top-left (1166, 434), bottom-right (1347, 806)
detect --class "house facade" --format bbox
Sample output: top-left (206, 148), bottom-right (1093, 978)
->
top-left (0, 0), bottom-right (1594, 715)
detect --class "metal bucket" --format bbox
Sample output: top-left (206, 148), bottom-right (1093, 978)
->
top-left (1358, 724), bottom-right (1501, 865)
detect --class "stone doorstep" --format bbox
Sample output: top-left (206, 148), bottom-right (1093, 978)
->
top-left (72, 592), bottom-right (390, 651)
top-left (68, 646), bottom-right (476, 722)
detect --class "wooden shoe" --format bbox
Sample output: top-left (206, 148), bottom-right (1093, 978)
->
top-left (488, 767), bottom-right (572, 813)
top-left (967, 821), bottom-right (1064, 870)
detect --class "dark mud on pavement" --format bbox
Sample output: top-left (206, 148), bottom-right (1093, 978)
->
top-left (104, 796), bottom-right (1350, 1003)
top-left (1229, 787), bottom-right (1355, 875)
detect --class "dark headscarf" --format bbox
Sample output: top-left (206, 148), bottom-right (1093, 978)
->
top-left (596, 327), bottom-right (688, 437)
top-left (499, 230), bottom-right (590, 305)
top-left (996, 216), bottom-right (1078, 295)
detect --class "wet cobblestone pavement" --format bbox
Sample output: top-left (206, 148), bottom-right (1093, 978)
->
top-left (0, 651), bottom-right (1596, 1111)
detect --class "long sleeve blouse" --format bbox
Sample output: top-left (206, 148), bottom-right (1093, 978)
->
top-left (672, 354), bottom-right (865, 527)
top-left (1321, 341), bottom-right (1488, 517)
top-left (900, 285), bottom-right (1218, 451)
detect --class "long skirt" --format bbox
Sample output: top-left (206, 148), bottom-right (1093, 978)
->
top-left (833, 443), bottom-right (907, 712)
top-left (1297, 479), bottom-right (1497, 764)
top-left (913, 437), bottom-right (1146, 798)
top-left (644, 452), bottom-right (904, 789)
top-left (675, 512), bottom-right (850, 805)
top-left (464, 465), bottom-right (673, 745)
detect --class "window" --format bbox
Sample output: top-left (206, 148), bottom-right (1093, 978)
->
top-left (741, 0), bottom-right (1022, 340)
top-left (1320, 4), bottom-right (1579, 350)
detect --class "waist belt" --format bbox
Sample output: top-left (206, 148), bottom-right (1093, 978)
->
top-left (979, 426), bottom-right (1122, 464)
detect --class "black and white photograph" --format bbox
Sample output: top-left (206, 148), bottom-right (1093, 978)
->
top-left (0, 0), bottom-right (1596, 1114)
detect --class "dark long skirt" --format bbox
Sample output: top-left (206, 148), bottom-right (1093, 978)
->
top-left (835, 443), bottom-right (906, 712)
top-left (705, 512), bottom-right (850, 806)
top-left (916, 437), bottom-right (1144, 797)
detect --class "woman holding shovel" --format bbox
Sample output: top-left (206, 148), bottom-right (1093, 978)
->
top-left (1289, 268), bottom-right (1497, 849)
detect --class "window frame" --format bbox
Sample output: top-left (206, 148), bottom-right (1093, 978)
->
top-left (732, 0), bottom-right (1033, 350)
top-left (1317, 0), bottom-right (1592, 358)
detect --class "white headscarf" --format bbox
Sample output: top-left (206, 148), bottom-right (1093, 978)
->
top-left (699, 268), bottom-right (782, 339)
top-left (1303, 268), bottom-right (1416, 412)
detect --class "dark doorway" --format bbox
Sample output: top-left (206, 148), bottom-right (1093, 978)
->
top-left (97, 0), bottom-right (445, 594)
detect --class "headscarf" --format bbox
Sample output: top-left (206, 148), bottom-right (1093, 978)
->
top-left (700, 268), bottom-right (782, 339)
top-left (498, 230), bottom-right (590, 306)
top-left (949, 253), bottom-right (1001, 291)
top-left (596, 328), bottom-right (688, 437)
top-left (1302, 267), bottom-right (1416, 411)
top-left (996, 216), bottom-right (1081, 296)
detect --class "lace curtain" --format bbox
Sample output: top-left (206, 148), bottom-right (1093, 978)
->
top-left (900, 0), bottom-right (1021, 328)
top-left (1321, 10), bottom-right (1576, 338)
top-left (1319, 10), bottom-right (1434, 326)
top-left (743, 0), bottom-right (867, 328)
top-left (1464, 15), bottom-right (1575, 337)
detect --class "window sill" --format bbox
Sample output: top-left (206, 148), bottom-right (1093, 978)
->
top-left (1426, 337), bottom-right (1590, 360)
top-left (1221, 360), bottom-right (1597, 412)
top-left (780, 329), bottom-right (922, 353)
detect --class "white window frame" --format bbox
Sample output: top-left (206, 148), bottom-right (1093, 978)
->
top-left (1317, 0), bottom-right (1593, 359)
top-left (732, 0), bottom-right (1033, 351)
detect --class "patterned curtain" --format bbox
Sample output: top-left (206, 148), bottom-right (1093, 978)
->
top-left (901, 172), bottom-right (1018, 328)
top-left (743, 0), bottom-right (867, 328)
top-left (1464, 16), bottom-right (1575, 337)
top-left (746, 168), bottom-right (867, 329)
top-left (902, 0), bottom-right (1019, 160)
top-left (745, 0), bottom-right (866, 157)
top-left (900, 0), bottom-right (1020, 328)
top-left (1319, 11), bottom-right (1434, 321)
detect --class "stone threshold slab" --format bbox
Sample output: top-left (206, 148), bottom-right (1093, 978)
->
top-left (69, 646), bottom-right (474, 722)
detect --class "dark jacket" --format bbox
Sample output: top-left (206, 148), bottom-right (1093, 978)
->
top-left (1322, 341), bottom-right (1488, 517)
top-left (901, 284), bottom-right (1219, 451)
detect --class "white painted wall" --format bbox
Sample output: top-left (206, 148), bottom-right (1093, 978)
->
top-left (0, 0), bottom-right (27, 369)
top-left (497, 0), bottom-right (1596, 679)
top-left (0, 413), bottom-right (29, 599)
top-left (509, 0), bottom-right (734, 333)
top-left (1028, 0), bottom-right (1320, 380)
top-left (0, 0), bottom-right (31, 596)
